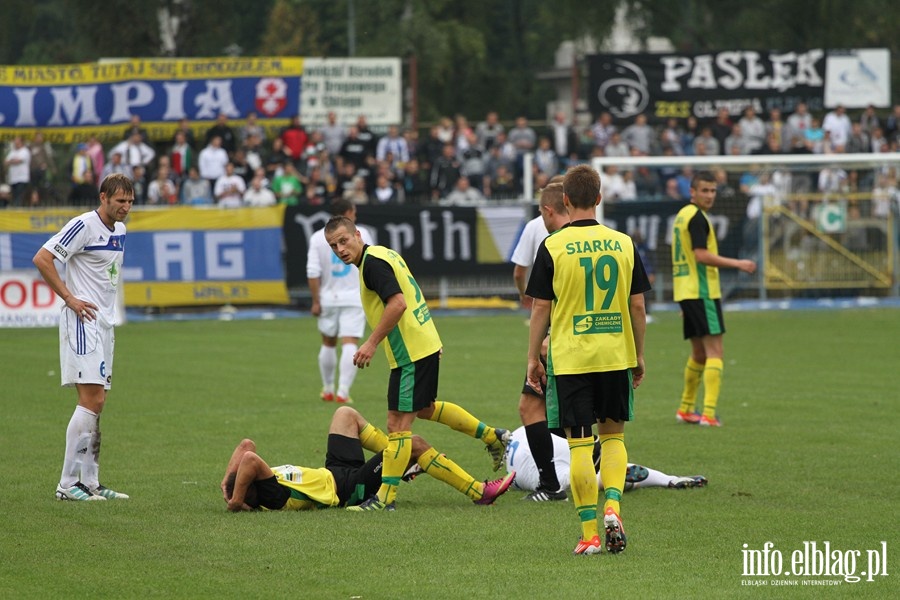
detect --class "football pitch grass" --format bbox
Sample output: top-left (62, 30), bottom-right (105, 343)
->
top-left (1, 308), bottom-right (897, 599)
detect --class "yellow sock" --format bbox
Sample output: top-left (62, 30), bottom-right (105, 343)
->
top-left (702, 358), bottom-right (723, 418)
top-left (568, 436), bottom-right (599, 541)
top-left (359, 423), bottom-right (388, 453)
top-left (427, 401), bottom-right (498, 445)
top-left (679, 357), bottom-right (705, 413)
top-left (416, 447), bottom-right (483, 501)
top-left (378, 431), bottom-right (411, 504)
top-left (598, 433), bottom-right (626, 515)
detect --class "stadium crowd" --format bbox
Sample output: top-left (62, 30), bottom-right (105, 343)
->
top-left (3, 103), bottom-right (900, 209)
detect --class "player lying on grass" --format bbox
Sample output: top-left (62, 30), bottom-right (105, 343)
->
top-left (505, 426), bottom-right (707, 495)
top-left (222, 406), bottom-right (516, 512)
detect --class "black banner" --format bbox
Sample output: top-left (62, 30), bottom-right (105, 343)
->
top-left (588, 50), bottom-right (826, 123)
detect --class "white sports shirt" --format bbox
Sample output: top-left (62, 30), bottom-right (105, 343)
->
top-left (306, 225), bottom-right (374, 307)
top-left (505, 426), bottom-right (571, 491)
top-left (509, 215), bottom-right (548, 268)
top-left (42, 209), bottom-right (125, 328)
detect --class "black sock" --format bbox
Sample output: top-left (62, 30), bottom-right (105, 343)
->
top-left (525, 421), bottom-right (561, 491)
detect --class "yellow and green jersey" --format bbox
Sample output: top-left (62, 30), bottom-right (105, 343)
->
top-left (526, 220), bottom-right (651, 375)
top-left (359, 245), bottom-right (442, 368)
top-left (264, 465), bottom-right (340, 511)
top-left (672, 203), bottom-right (721, 301)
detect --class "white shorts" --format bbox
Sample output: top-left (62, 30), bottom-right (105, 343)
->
top-left (317, 306), bottom-right (366, 339)
top-left (59, 309), bottom-right (115, 389)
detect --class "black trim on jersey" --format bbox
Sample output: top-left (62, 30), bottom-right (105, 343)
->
top-left (360, 246), bottom-right (403, 302)
top-left (687, 209), bottom-right (711, 250)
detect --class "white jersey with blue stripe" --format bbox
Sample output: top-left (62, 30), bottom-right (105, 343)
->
top-left (43, 209), bottom-right (125, 328)
top-left (306, 224), bottom-right (374, 307)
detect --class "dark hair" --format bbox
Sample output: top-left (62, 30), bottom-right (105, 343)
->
top-left (562, 164), bottom-right (601, 210)
top-left (690, 170), bottom-right (717, 189)
top-left (330, 198), bottom-right (355, 217)
top-left (99, 173), bottom-right (134, 198)
top-left (324, 215), bottom-right (356, 236)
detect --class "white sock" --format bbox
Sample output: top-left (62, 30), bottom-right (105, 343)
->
top-left (632, 466), bottom-right (673, 489)
top-left (81, 420), bottom-right (102, 490)
top-left (60, 406), bottom-right (98, 488)
top-left (318, 345), bottom-right (337, 392)
top-left (337, 343), bottom-right (358, 398)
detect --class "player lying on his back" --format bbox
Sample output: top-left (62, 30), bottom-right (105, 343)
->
top-left (222, 406), bottom-right (515, 512)
top-left (504, 426), bottom-right (707, 495)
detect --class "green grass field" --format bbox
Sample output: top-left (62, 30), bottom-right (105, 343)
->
top-left (1, 309), bottom-right (897, 599)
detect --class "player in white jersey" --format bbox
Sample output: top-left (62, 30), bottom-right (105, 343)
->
top-left (306, 198), bottom-right (374, 404)
top-left (504, 426), bottom-right (708, 493)
top-left (33, 173), bottom-right (135, 502)
top-left (509, 181), bottom-right (571, 501)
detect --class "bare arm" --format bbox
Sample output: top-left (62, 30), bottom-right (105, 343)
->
top-left (695, 248), bottom-right (756, 274)
top-left (32, 248), bottom-right (97, 321)
top-left (513, 264), bottom-right (532, 308)
top-left (353, 293), bottom-right (407, 368)
top-left (307, 277), bottom-right (322, 316)
top-left (227, 451), bottom-right (274, 512)
top-left (221, 439), bottom-right (255, 501)
top-left (628, 292), bottom-right (646, 389)
top-left (526, 298), bottom-right (552, 394)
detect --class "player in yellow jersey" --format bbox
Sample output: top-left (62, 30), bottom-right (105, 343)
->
top-left (324, 216), bottom-right (514, 511)
top-left (222, 406), bottom-right (515, 511)
top-left (526, 164), bottom-right (650, 555)
top-left (671, 171), bottom-right (756, 427)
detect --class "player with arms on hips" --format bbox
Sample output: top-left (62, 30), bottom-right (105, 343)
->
top-left (510, 181), bottom-right (570, 501)
top-left (222, 406), bottom-right (515, 511)
top-left (306, 198), bottom-right (374, 404)
top-left (671, 171), bottom-right (756, 427)
top-left (325, 216), bottom-right (513, 511)
top-left (33, 173), bottom-right (135, 501)
top-left (526, 164), bottom-right (650, 555)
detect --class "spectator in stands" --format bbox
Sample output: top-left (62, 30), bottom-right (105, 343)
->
top-left (444, 176), bottom-right (485, 206)
top-left (243, 133), bottom-right (265, 173)
top-left (681, 116), bottom-right (700, 156)
top-left (676, 166), bottom-right (694, 199)
top-left (591, 111), bottom-right (615, 153)
top-left (870, 127), bottom-right (889, 153)
top-left (633, 163), bottom-right (661, 199)
top-left (376, 125), bottom-right (410, 169)
top-left (805, 118), bottom-right (826, 154)
top-left (147, 165), bottom-right (177, 205)
top-left (765, 108), bottom-right (786, 151)
top-left (271, 160), bottom-right (303, 206)
top-left (785, 102), bottom-right (813, 146)
top-left (711, 108), bottom-right (733, 155)
top-left (430, 143), bottom-right (461, 199)
top-left (662, 177), bottom-right (683, 201)
top-left (355, 115), bottom-right (378, 158)
top-left (619, 169), bottom-right (637, 201)
top-left (371, 174), bottom-right (401, 205)
top-left (71, 143), bottom-right (94, 189)
top-left (85, 135), bottom-right (105, 184)
top-left (28, 131), bottom-right (56, 195)
top-left (507, 116), bottom-right (537, 159)
top-left (243, 171), bottom-right (277, 207)
top-left (599, 165), bottom-right (626, 203)
top-left (198, 135), bottom-right (230, 190)
top-left (214, 162), bottom-right (247, 208)
top-left (100, 152), bottom-right (133, 183)
top-left (604, 131), bottom-right (631, 158)
top-left (436, 116), bottom-right (455, 144)
top-left (265, 137), bottom-right (291, 180)
top-left (231, 148), bottom-right (253, 185)
top-left (547, 111), bottom-right (579, 169)
top-left (279, 114), bottom-right (309, 164)
top-left (724, 124), bottom-right (750, 156)
top-left (342, 176), bottom-right (369, 205)
top-left (476, 111), bottom-right (504, 151)
top-left (621, 113), bottom-right (656, 155)
top-left (883, 104), bottom-right (900, 144)
top-left (172, 117), bottom-right (197, 149)
top-left (206, 112), bottom-right (238, 155)
top-left (859, 104), bottom-right (881, 135)
top-left (822, 105), bottom-right (852, 152)
top-left (169, 130), bottom-right (193, 184)
top-left (692, 126), bottom-right (720, 156)
top-left (110, 131), bottom-right (155, 172)
top-left (489, 164), bottom-right (516, 199)
top-left (454, 114), bottom-right (475, 158)
top-left (240, 111), bottom-right (266, 145)
top-left (751, 133), bottom-right (784, 156)
top-left (738, 106), bottom-right (766, 153)
top-left (181, 166), bottom-right (212, 205)
top-left (319, 111), bottom-right (346, 158)
top-left (533, 137), bottom-right (558, 178)
top-left (122, 114), bottom-right (149, 144)
top-left (68, 166), bottom-right (99, 205)
top-left (4, 135), bottom-right (31, 206)
top-left (713, 168), bottom-right (737, 201)
top-left (0, 183), bottom-right (10, 208)
top-left (400, 159), bottom-right (431, 205)
top-left (339, 126), bottom-right (369, 171)
top-left (304, 165), bottom-right (330, 206)
top-left (846, 122), bottom-right (871, 154)
top-left (660, 118), bottom-right (684, 155)
top-left (460, 130), bottom-right (487, 192)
